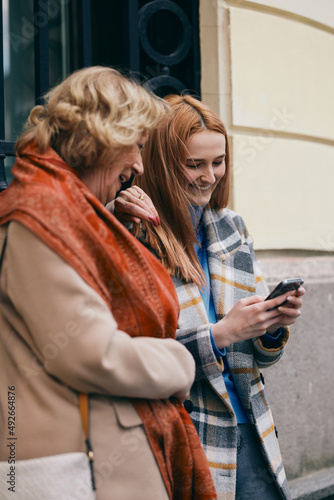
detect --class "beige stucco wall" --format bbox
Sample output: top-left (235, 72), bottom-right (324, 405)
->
top-left (200, 0), bottom-right (334, 251)
top-left (199, 0), bottom-right (334, 488)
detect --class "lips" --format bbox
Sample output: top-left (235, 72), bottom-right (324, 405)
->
top-left (189, 184), bottom-right (212, 191)
top-left (119, 174), bottom-right (129, 184)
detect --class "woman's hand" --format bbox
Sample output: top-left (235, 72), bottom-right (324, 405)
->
top-left (106, 186), bottom-right (161, 227)
top-left (266, 286), bottom-right (305, 334)
top-left (211, 286), bottom-right (305, 349)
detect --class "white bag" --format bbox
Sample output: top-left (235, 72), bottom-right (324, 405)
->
top-left (0, 452), bottom-right (96, 499)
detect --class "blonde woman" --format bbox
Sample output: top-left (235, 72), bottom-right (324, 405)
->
top-left (112, 94), bottom-right (305, 500)
top-left (0, 71), bottom-right (216, 500)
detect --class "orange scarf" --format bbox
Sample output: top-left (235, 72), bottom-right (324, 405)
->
top-left (0, 142), bottom-right (216, 500)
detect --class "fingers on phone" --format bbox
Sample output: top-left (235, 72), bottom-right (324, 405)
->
top-left (265, 292), bottom-right (292, 311)
top-left (277, 304), bottom-right (302, 317)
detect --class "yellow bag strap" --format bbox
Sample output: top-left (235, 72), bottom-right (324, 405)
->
top-left (78, 393), bottom-right (95, 490)
top-left (79, 393), bottom-right (89, 439)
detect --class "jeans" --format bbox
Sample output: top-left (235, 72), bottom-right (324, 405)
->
top-left (235, 424), bottom-right (283, 500)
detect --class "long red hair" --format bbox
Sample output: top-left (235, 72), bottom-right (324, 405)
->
top-left (134, 94), bottom-right (230, 286)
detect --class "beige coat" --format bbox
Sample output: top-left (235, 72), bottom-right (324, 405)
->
top-left (0, 222), bottom-right (196, 499)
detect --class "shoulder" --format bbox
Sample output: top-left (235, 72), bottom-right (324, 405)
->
top-left (5, 221), bottom-right (83, 285)
top-left (6, 221), bottom-right (57, 259)
top-left (204, 206), bottom-right (249, 238)
top-left (7, 220), bottom-right (38, 248)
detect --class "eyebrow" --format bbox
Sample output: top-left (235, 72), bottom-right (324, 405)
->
top-left (186, 153), bottom-right (226, 162)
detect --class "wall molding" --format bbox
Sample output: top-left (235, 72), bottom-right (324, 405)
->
top-left (224, 0), bottom-right (334, 35)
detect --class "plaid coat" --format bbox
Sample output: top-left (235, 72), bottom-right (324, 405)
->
top-left (172, 207), bottom-right (291, 500)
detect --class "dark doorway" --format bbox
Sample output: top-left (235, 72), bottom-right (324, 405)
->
top-left (0, 0), bottom-right (201, 190)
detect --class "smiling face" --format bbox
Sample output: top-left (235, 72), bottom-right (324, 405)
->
top-left (184, 130), bottom-right (226, 207)
top-left (81, 138), bottom-right (146, 205)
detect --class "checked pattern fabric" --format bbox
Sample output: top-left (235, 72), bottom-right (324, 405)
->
top-left (172, 207), bottom-right (291, 500)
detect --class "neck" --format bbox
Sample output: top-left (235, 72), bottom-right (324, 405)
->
top-left (190, 205), bottom-right (205, 230)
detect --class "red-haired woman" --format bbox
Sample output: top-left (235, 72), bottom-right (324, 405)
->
top-left (112, 94), bottom-right (305, 500)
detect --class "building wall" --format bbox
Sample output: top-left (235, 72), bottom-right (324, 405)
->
top-left (200, 0), bottom-right (334, 483)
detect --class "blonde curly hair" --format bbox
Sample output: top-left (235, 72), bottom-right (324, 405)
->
top-left (15, 66), bottom-right (169, 174)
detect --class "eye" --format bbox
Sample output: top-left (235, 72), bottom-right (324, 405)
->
top-left (213, 157), bottom-right (225, 166)
top-left (186, 163), bottom-right (201, 169)
top-left (138, 144), bottom-right (144, 155)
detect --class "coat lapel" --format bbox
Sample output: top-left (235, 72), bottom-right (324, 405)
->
top-left (203, 208), bottom-right (256, 411)
top-left (175, 279), bottom-right (209, 330)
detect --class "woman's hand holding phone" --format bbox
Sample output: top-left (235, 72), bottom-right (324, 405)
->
top-left (265, 281), bottom-right (305, 334)
top-left (211, 280), bottom-right (305, 349)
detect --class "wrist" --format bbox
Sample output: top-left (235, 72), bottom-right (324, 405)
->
top-left (266, 325), bottom-right (282, 336)
top-left (211, 320), bottom-right (231, 350)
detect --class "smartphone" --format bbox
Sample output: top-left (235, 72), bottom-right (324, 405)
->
top-left (265, 278), bottom-right (304, 307)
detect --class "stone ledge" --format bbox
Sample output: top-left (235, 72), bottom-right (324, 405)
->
top-left (257, 255), bottom-right (334, 286)
top-left (289, 466), bottom-right (334, 500)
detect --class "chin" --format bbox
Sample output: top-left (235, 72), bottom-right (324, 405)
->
top-left (193, 195), bottom-right (211, 206)
top-left (188, 190), bottom-right (212, 206)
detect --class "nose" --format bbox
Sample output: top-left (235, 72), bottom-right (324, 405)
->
top-left (132, 151), bottom-right (144, 176)
top-left (201, 165), bottom-right (216, 184)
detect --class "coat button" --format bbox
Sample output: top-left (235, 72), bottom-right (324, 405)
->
top-left (260, 372), bottom-right (265, 385)
top-left (184, 400), bottom-right (194, 414)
